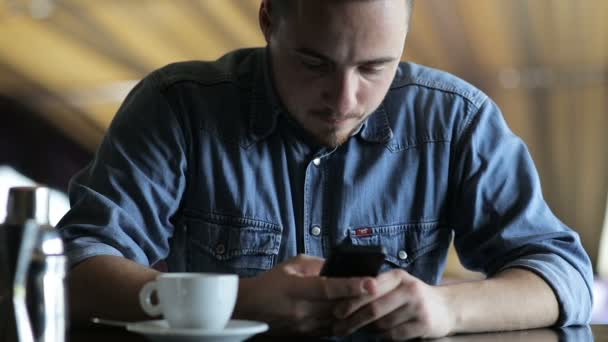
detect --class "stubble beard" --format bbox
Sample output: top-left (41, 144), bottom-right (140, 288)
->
top-left (315, 122), bottom-right (362, 148)
top-left (324, 132), bottom-right (345, 148)
top-left (301, 109), bottom-right (368, 148)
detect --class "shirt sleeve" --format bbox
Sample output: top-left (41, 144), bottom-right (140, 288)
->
top-left (57, 73), bottom-right (188, 269)
top-left (448, 97), bottom-right (593, 326)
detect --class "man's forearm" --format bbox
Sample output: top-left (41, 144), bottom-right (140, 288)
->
top-left (67, 255), bottom-right (160, 324)
top-left (440, 267), bottom-right (559, 334)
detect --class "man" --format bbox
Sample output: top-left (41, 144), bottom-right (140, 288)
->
top-left (59, 0), bottom-right (593, 340)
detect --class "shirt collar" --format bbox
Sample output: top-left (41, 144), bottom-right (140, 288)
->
top-left (249, 48), bottom-right (394, 144)
top-left (359, 104), bottom-right (394, 143)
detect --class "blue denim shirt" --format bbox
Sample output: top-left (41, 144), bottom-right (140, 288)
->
top-left (58, 48), bottom-right (592, 326)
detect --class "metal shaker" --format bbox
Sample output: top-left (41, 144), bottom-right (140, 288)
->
top-left (0, 186), bottom-right (68, 342)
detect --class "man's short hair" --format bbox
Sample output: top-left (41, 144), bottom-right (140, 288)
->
top-left (271, 0), bottom-right (290, 20)
top-left (272, 0), bottom-right (414, 22)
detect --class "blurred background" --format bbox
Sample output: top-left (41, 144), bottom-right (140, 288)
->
top-left (0, 0), bottom-right (607, 295)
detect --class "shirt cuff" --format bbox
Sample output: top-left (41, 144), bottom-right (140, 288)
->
top-left (498, 253), bottom-right (593, 326)
top-left (64, 242), bottom-right (126, 269)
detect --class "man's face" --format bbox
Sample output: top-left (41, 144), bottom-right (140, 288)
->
top-left (263, 0), bottom-right (409, 147)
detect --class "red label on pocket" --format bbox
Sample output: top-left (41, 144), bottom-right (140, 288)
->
top-left (354, 227), bottom-right (373, 237)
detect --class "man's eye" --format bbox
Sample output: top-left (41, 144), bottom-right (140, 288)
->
top-left (300, 58), bottom-right (327, 71)
top-left (360, 65), bottom-right (385, 74)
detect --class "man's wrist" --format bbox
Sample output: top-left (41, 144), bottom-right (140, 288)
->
top-left (436, 283), bottom-right (465, 335)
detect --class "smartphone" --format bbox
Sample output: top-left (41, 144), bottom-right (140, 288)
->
top-left (320, 243), bottom-right (386, 278)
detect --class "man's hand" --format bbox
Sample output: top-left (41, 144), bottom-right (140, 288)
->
top-left (331, 267), bottom-right (559, 341)
top-left (233, 254), bottom-right (375, 336)
top-left (332, 269), bottom-right (454, 340)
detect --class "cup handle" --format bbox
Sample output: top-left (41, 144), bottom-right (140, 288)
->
top-left (139, 281), bottom-right (162, 317)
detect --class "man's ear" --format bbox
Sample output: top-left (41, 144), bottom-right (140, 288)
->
top-left (259, 0), bottom-right (273, 43)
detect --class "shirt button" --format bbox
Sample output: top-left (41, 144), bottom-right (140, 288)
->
top-left (311, 226), bottom-right (322, 236)
top-left (312, 158), bottom-right (321, 166)
top-left (215, 244), bottom-right (226, 255)
top-left (398, 250), bottom-right (408, 260)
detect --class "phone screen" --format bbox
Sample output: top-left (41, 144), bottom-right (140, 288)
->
top-left (320, 244), bottom-right (386, 277)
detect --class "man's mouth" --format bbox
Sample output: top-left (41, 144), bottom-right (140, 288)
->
top-left (321, 116), bottom-right (350, 124)
top-left (312, 111), bottom-right (358, 126)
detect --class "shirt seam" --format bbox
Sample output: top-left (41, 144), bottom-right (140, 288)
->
top-left (148, 72), bottom-right (191, 157)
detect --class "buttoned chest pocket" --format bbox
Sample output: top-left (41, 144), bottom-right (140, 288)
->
top-left (185, 214), bottom-right (282, 277)
top-left (348, 222), bottom-right (451, 284)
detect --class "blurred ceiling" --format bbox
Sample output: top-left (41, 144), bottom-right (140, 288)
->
top-left (1, 0), bottom-right (606, 150)
top-left (1, 0), bottom-right (607, 263)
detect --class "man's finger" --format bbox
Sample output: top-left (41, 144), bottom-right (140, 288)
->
top-left (287, 275), bottom-right (375, 300)
top-left (333, 281), bottom-right (410, 336)
top-left (370, 300), bottom-right (418, 332)
top-left (334, 269), bottom-right (403, 318)
top-left (291, 299), bottom-right (336, 322)
top-left (324, 276), bottom-right (377, 299)
top-left (283, 254), bottom-right (326, 276)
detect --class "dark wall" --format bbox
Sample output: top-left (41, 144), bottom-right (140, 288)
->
top-left (0, 95), bottom-right (93, 192)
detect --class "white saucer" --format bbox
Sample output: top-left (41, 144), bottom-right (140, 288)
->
top-left (126, 319), bottom-right (269, 342)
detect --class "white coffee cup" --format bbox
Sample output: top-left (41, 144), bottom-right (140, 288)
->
top-left (139, 273), bottom-right (238, 330)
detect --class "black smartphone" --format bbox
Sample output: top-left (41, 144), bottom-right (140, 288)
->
top-left (320, 243), bottom-right (386, 277)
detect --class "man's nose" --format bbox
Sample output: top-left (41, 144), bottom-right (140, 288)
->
top-left (323, 71), bottom-right (358, 115)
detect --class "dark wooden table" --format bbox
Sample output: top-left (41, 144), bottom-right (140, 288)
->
top-left (69, 324), bottom-right (607, 341)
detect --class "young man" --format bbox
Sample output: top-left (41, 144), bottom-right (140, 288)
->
top-left (59, 0), bottom-right (592, 340)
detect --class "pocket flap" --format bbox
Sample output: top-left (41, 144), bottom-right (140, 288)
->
top-left (348, 222), bottom-right (446, 268)
top-left (187, 214), bottom-right (282, 261)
